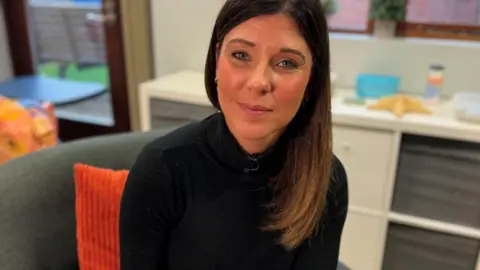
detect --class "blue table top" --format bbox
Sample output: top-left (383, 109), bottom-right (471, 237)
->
top-left (0, 75), bottom-right (107, 105)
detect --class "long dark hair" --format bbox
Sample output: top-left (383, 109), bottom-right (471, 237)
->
top-left (205, 0), bottom-right (332, 250)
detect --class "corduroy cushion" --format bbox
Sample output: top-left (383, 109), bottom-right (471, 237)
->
top-left (74, 164), bottom-right (129, 270)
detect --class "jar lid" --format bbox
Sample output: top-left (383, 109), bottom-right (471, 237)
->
top-left (430, 64), bottom-right (445, 70)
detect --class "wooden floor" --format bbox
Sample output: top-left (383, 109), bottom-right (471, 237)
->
top-left (55, 92), bottom-right (114, 126)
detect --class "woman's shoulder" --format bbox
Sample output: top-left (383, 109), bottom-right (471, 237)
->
top-left (127, 121), bottom-right (205, 189)
top-left (326, 155), bottom-right (349, 218)
top-left (131, 114), bottom-right (221, 175)
top-left (331, 155), bottom-right (348, 191)
top-left (140, 113), bottom-right (220, 157)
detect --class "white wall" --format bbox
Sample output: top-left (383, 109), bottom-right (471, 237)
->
top-left (0, 2), bottom-right (13, 82)
top-left (150, 0), bottom-right (480, 97)
top-left (329, 35), bottom-right (480, 96)
top-left (151, 0), bottom-right (224, 77)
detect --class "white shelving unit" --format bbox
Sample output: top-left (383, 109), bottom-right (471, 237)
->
top-left (139, 70), bottom-right (480, 270)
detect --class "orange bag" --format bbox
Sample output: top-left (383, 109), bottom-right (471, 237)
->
top-left (0, 96), bottom-right (57, 165)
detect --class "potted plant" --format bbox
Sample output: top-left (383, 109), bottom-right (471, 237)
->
top-left (321, 0), bottom-right (339, 17)
top-left (321, 0), bottom-right (339, 93)
top-left (370, 0), bottom-right (407, 38)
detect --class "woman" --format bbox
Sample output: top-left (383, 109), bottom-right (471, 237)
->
top-left (119, 0), bottom-right (348, 269)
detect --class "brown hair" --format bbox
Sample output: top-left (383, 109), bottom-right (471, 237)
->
top-left (204, 0), bottom-right (332, 250)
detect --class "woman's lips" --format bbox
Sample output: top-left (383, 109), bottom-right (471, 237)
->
top-left (238, 102), bottom-right (273, 116)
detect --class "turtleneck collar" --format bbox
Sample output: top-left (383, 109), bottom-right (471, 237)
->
top-left (199, 113), bottom-right (289, 177)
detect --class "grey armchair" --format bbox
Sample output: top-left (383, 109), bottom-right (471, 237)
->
top-left (0, 129), bottom-right (350, 270)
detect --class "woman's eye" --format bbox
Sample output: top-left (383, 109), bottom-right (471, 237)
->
top-left (278, 59), bottom-right (298, 69)
top-left (232, 52), bottom-right (249, 61)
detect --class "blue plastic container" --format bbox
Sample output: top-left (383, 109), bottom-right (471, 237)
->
top-left (72, 0), bottom-right (100, 2)
top-left (356, 74), bottom-right (400, 99)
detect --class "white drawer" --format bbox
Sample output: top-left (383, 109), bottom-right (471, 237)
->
top-left (476, 253), bottom-right (480, 270)
top-left (340, 211), bottom-right (384, 270)
top-left (333, 125), bottom-right (394, 212)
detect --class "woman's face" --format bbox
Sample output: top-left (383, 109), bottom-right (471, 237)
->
top-left (216, 14), bottom-right (313, 152)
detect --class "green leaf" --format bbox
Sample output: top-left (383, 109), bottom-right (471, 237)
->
top-left (321, 0), bottom-right (339, 16)
top-left (369, 0), bottom-right (406, 21)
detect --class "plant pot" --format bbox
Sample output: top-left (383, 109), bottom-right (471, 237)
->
top-left (374, 20), bottom-right (397, 38)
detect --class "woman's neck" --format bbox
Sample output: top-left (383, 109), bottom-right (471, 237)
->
top-left (225, 122), bottom-right (284, 155)
top-left (235, 135), bottom-right (278, 155)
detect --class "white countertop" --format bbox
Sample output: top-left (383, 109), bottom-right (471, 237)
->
top-left (140, 70), bottom-right (480, 143)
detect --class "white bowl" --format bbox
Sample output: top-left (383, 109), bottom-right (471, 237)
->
top-left (453, 92), bottom-right (480, 124)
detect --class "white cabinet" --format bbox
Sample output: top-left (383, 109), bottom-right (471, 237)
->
top-left (333, 125), bottom-right (395, 213)
top-left (340, 211), bottom-right (384, 270)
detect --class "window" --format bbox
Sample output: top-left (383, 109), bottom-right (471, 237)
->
top-left (329, 0), bottom-right (480, 41)
top-left (397, 0), bottom-right (480, 41)
top-left (328, 0), bottom-right (373, 33)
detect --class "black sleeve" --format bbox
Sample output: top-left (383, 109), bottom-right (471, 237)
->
top-left (291, 156), bottom-right (349, 270)
top-left (119, 145), bottom-right (180, 270)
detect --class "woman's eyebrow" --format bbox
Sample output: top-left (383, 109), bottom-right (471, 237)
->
top-left (228, 38), bottom-right (256, 47)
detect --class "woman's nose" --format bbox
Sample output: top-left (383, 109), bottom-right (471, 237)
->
top-left (247, 65), bottom-right (272, 94)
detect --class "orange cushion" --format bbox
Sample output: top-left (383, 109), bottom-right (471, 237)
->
top-left (74, 164), bottom-right (129, 270)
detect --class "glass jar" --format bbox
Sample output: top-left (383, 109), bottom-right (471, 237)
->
top-left (424, 65), bottom-right (445, 105)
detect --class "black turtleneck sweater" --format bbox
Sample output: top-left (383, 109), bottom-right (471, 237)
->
top-left (119, 113), bottom-right (348, 270)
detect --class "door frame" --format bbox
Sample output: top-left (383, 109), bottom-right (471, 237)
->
top-left (2, 0), bottom-right (131, 141)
